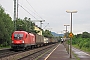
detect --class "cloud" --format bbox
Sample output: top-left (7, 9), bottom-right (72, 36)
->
top-left (0, 0), bottom-right (90, 34)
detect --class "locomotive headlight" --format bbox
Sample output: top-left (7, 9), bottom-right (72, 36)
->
top-left (12, 41), bottom-right (14, 43)
top-left (22, 40), bottom-right (25, 43)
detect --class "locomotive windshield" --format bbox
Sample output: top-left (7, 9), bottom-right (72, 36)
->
top-left (14, 34), bottom-right (23, 40)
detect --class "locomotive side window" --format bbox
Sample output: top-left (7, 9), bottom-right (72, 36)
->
top-left (25, 34), bottom-right (27, 38)
top-left (14, 34), bottom-right (23, 40)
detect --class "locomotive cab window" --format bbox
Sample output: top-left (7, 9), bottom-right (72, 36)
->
top-left (14, 34), bottom-right (23, 40)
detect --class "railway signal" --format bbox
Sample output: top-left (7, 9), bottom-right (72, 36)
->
top-left (69, 32), bottom-right (73, 38)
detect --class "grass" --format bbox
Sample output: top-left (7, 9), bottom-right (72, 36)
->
top-left (72, 45), bottom-right (79, 49)
top-left (72, 51), bottom-right (80, 60)
top-left (72, 44), bottom-right (90, 60)
top-left (0, 46), bottom-right (11, 49)
top-left (73, 45), bottom-right (90, 53)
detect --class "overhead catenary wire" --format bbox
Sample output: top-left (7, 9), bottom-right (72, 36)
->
top-left (15, 0), bottom-right (52, 30)
top-left (18, 3), bottom-right (47, 29)
top-left (25, 0), bottom-right (44, 20)
top-left (25, 0), bottom-right (50, 29)
top-left (18, 4), bottom-right (37, 20)
top-left (43, 23), bottom-right (49, 29)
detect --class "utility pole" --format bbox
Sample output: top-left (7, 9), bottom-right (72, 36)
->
top-left (32, 20), bottom-right (45, 29)
top-left (64, 25), bottom-right (70, 54)
top-left (64, 25), bottom-right (70, 33)
top-left (17, 0), bottom-right (18, 20)
top-left (43, 23), bottom-right (49, 29)
top-left (14, 0), bottom-right (16, 31)
top-left (64, 25), bottom-right (70, 38)
top-left (39, 20), bottom-right (45, 29)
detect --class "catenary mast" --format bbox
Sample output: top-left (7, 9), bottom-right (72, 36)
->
top-left (14, 0), bottom-right (16, 31)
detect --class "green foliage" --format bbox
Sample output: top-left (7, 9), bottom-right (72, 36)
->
top-left (42, 30), bottom-right (53, 38)
top-left (16, 17), bottom-right (38, 34)
top-left (72, 32), bottom-right (90, 52)
top-left (16, 17), bottom-right (53, 37)
top-left (81, 32), bottom-right (90, 38)
top-left (0, 6), bottom-right (14, 47)
top-left (75, 34), bottom-right (82, 38)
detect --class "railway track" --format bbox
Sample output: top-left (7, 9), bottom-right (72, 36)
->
top-left (0, 49), bottom-right (23, 59)
top-left (0, 43), bottom-right (58, 60)
top-left (18, 43), bottom-right (58, 60)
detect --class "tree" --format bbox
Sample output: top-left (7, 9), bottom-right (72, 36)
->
top-left (16, 17), bottom-right (37, 34)
top-left (42, 30), bottom-right (53, 38)
top-left (82, 32), bottom-right (90, 38)
top-left (72, 31), bottom-right (90, 50)
top-left (0, 6), bottom-right (14, 47)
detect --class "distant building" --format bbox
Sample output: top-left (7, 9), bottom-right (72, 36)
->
top-left (34, 25), bottom-right (43, 35)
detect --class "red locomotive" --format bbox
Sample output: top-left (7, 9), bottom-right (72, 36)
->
top-left (11, 31), bottom-right (36, 50)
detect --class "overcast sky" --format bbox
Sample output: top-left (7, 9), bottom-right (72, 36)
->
top-left (0, 0), bottom-right (90, 34)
